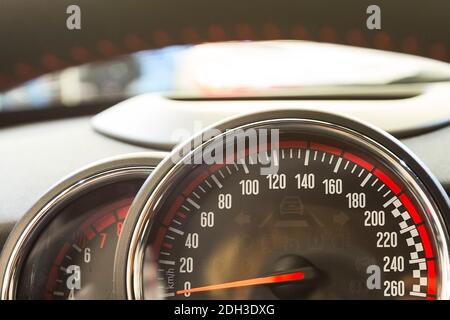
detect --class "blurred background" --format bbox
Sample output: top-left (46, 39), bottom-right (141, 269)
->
top-left (1, 0), bottom-right (449, 123)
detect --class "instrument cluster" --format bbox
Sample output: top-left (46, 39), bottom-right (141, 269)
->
top-left (1, 111), bottom-right (449, 300)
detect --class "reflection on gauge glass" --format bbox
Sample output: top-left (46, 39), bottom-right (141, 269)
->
top-left (17, 179), bottom-right (144, 299)
top-left (120, 113), bottom-right (449, 300)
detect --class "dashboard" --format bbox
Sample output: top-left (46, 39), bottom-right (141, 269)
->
top-left (0, 0), bottom-right (449, 306)
top-left (0, 102), bottom-right (448, 300)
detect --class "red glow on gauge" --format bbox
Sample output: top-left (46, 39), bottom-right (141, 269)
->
top-left (163, 196), bottom-right (185, 226)
top-left (427, 260), bottom-right (437, 296)
top-left (343, 152), bottom-right (374, 172)
top-left (162, 242), bottom-right (173, 249)
top-left (417, 224), bottom-right (434, 259)
top-left (84, 228), bottom-right (96, 241)
top-left (374, 169), bottom-right (401, 194)
top-left (117, 206), bottom-right (129, 220)
top-left (153, 226), bottom-right (167, 260)
top-left (46, 265), bottom-right (59, 293)
top-left (182, 170), bottom-right (209, 197)
top-left (310, 142), bottom-right (342, 156)
top-left (94, 213), bottom-right (116, 233)
top-left (54, 242), bottom-right (71, 265)
top-left (399, 194), bottom-right (422, 225)
top-left (177, 212), bottom-right (187, 219)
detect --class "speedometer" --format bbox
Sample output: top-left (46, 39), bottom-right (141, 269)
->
top-left (115, 110), bottom-right (450, 300)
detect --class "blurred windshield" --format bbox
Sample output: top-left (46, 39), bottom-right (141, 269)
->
top-left (1, 41), bottom-right (450, 112)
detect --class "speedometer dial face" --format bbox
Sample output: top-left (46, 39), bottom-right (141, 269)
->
top-left (118, 111), bottom-right (449, 300)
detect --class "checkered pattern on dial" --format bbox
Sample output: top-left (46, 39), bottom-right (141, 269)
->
top-left (388, 196), bottom-right (428, 297)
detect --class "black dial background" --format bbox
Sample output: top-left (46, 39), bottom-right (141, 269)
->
top-left (144, 128), bottom-right (441, 300)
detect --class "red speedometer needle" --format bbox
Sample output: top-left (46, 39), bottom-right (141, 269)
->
top-left (176, 271), bottom-right (304, 295)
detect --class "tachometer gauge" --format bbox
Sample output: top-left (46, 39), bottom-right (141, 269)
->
top-left (17, 188), bottom-right (137, 300)
top-left (115, 110), bottom-right (449, 300)
top-left (0, 153), bottom-right (165, 300)
top-left (44, 197), bottom-right (131, 300)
